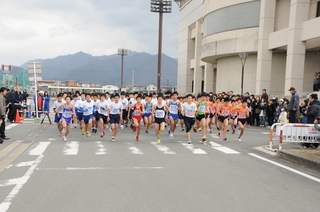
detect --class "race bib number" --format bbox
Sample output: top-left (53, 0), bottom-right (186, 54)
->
top-left (156, 110), bottom-right (165, 118)
top-left (199, 106), bottom-right (206, 112)
top-left (113, 108), bottom-right (119, 113)
top-left (239, 113), bottom-right (246, 118)
top-left (222, 110), bottom-right (229, 116)
top-left (133, 110), bottom-right (141, 116)
top-left (170, 105), bottom-right (178, 113)
top-left (186, 109), bottom-right (194, 117)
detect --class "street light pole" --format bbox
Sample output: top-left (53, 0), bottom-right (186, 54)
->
top-left (118, 49), bottom-right (128, 90)
top-left (238, 53), bottom-right (249, 97)
top-left (151, 0), bottom-right (172, 93)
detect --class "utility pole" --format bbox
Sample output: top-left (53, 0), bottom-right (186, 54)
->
top-left (118, 49), bottom-right (128, 90)
top-left (151, 0), bottom-right (172, 93)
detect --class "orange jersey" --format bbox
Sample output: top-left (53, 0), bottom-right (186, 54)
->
top-left (210, 103), bottom-right (216, 114)
top-left (220, 105), bottom-right (231, 117)
top-left (205, 101), bottom-right (212, 114)
top-left (238, 107), bottom-right (249, 119)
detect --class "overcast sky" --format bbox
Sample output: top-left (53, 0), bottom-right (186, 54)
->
top-left (0, 0), bottom-right (180, 66)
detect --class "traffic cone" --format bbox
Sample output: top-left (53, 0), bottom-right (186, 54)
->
top-left (14, 109), bottom-right (22, 124)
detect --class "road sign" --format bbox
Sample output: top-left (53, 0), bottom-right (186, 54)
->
top-left (28, 62), bottom-right (42, 74)
top-left (29, 77), bottom-right (43, 81)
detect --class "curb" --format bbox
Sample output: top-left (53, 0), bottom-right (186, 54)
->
top-left (276, 150), bottom-right (320, 172)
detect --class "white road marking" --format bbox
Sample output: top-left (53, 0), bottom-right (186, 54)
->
top-left (48, 138), bottom-right (55, 141)
top-left (249, 153), bottom-right (320, 183)
top-left (261, 132), bottom-right (270, 135)
top-left (15, 161), bottom-right (35, 167)
top-left (0, 154), bottom-right (45, 212)
top-left (212, 146), bottom-right (240, 154)
top-left (95, 141), bottom-right (106, 155)
top-left (178, 141), bottom-right (207, 154)
top-left (28, 142), bottom-right (51, 155)
top-left (209, 142), bottom-right (222, 147)
top-left (37, 167), bottom-right (163, 171)
top-left (63, 142), bottom-right (79, 155)
top-left (129, 147), bottom-right (143, 154)
top-left (151, 142), bottom-right (176, 154)
top-left (5, 124), bottom-right (18, 131)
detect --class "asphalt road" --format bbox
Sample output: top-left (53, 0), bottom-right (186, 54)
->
top-left (0, 121), bottom-right (320, 212)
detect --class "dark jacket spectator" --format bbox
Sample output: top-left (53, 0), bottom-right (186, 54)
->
top-left (22, 90), bottom-right (29, 103)
top-left (261, 89), bottom-right (268, 102)
top-left (12, 89), bottom-right (23, 108)
top-left (306, 94), bottom-right (320, 124)
top-left (288, 87), bottom-right (299, 123)
top-left (266, 99), bottom-right (276, 127)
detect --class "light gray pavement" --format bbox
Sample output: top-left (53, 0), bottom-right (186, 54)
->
top-left (0, 122), bottom-right (320, 212)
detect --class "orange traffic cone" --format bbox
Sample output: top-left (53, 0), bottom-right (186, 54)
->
top-left (14, 109), bottom-right (22, 124)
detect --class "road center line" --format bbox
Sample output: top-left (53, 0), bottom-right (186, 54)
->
top-left (248, 153), bottom-right (320, 183)
top-left (28, 142), bottom-right (51, 155)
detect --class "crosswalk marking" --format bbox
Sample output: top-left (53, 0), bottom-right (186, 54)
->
top-left (178, 141), bottom-right (207, 154)
top-left (129, 147), bottom-right (143, 154)
top-left (63, 142), bottom-right (79, 155)
top-left (150, 142), bottom-right (176, 154)
top-left (28, 142), bottom-right (51, 155)
top-left (95, 141), bottom-right (106, 155)
top-left (209, 142), bottom-right (240, 154)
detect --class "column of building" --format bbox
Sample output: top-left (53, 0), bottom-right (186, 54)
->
top-left (193, 20), bottom-right (203, 94)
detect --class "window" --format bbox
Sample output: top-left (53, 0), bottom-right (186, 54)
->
top-left (317, 1), bottom-right (320, 17)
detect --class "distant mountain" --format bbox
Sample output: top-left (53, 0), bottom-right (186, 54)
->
top-left (20, 51), bottom-right (178, 86)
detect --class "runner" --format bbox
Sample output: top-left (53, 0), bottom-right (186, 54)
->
top-left (107, 93), bottom-right (123, 142)
top-left (237, 101), bottom-right (250, 142)
top-left (230, 100), bottom-right (239, 134)
top-left (57, 96), bottom-right (75, 142)
top-left (181, 94), bottom-right (197, 144)
top-left (77, 93), bottom-right (86, 135)
top-left (206, 94), bottom-right (213, 133)
top-left (143, 95), bottom-right (153, 133)
top-left (79, 93), bottom-right (95, 137)
top-left (217, 98), bottom-right (232, 141)
top-left (53, 94), bottom-right (65, 136)
top-left (97, 94), bottom-right (109, 138)
top-left (120, 92), bottom-right (129, 129)
top-left (71, 94), bottom-right (79, 128)
top-left (168, 92), bottom-right (181, 139)
top-left (210, 100), bottom-right (217, 134)
top-left (152, 94), bottom-right (168, 144)
top-left (196, 93), bottom-right (208, 142)
top-left (129, 95), bottom-right (145, 141)
top-left (92, 93), bottom-right (100, 133)
top-left (178, 96), bottom-right (185, 131)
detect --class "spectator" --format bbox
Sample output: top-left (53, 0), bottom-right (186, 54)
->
top-left (305, 93), bottom-right (320, 124)
top-left (261, 89), bottom-right (268, 102)
top-left (275, 99), bottom-right (285, 123)
top-left (0, 87), bottom-right (9, 141)
top-left (279, 107), bottom-right (289, 124)
top-left (253, 96), bottom-right (261, 126)
top-left (299, 99), bottom-right (309, 123)
top-left (12, 87), bottom-right (23, 121)
top-left (22, 90), bottom-right (29, 103)
top-left (242, 92), bottom-right (250, 102)
top-left (266, 99), bottom-right (276, 128)
top-left (288, 87), bottom-right (299, 123)
top-left (7, 87), bottom-right (17, 122)
top-left (246, 98), bottom-right (253, 126)
top-left (259, 98), bottom-right (267, 127)
top-left (43, 91), bottom-right (51, 112)
top-left (313, 72), bottom-right (319, 91)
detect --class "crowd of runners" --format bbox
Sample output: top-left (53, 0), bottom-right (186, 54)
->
top-left (53, 91), bottom-right (250, 144)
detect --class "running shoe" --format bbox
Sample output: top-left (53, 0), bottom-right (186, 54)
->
top-left (218, 132), bottom-right (221, 137)
top-left (91, 128), bottom-right (94, 133)
top-left (187, 140), bottom-right (191, 144)
top-left (120, 125), bottom-right (124, 129)
top-left (238, 137), bottom-right (242, 142)
top-left (100, 133), bottom-right (104, 138)
top-left (133, 126), bottom-right (136, 132)
top-left (59, 132), bottom-right (64, 137)
top-left (80, 127), bottom-right (83, 131)
top-left (146, 130), bottom-right (148, 134)
top-left (210, 129), bottom-right (213, 133)
top-left (202, 136), bottom-right (207, 142)
top-left (170, 133), bottom-right (173, 139)
top-left (232, 130), bottom-right (235, 134)
top-left (125, 124), bottom-right (128, 128)
top-left (181, 128), bottom-right (185, 132)
top-left (222, 137), bottom-right (227, 141)
top-left (193, 128), bottom-right (197, 133)
top-left (103, 131), bottom-right (106, 136)
top-left (112, 137), bottom-right (116, 142)
top-left (74, 124), bottom-right (77, 128)
top-left (81, 131), bottom-right (85, 135)
top-left (157, 138), bottom-right (161, 144)
top-left (198, 128), bottom-right (202, 131)
top-left (62, 136), bottom-right (67, 142)
top-left (168, 129), bottom-right (171, 134)
top-left (136, 136), bottom-right (139, 142)
top-left (86, 133), bottom-right (91, 137)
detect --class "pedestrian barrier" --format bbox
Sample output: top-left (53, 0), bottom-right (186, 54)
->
top-left (269, 123), bottom-right (320, 150)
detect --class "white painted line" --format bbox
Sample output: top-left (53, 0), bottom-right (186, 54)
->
top-left (209, 141), bottom-right (222, 147)
top-left (63, 142), bottom-right (79, 155)
top-left (248, 153), bottom-right (320, 183)
top-left (179, 141), bottom-right (207, 154)
top-left (0, 155), bottom-right (44, 212)
top-left (37, 167), bottom-right (163, 171)
top-left (28, 142), bottom-right (51, 155)
top-left (48, 138), bottom-right (55, 141)
top-left (5, 124), bottom-right (18, 131)
top-left (15, 161), bottom-right (35, 167)
top-left (151, 142), bottom-right (176, 154)
top-left (212, 147), bottom-right (240, 154)
top-left (261, 132), bottom-right (270, 135)
top-left (95, 141), bottom-right (106, 155)
top-left (129, 147), bottom-right (143, 154)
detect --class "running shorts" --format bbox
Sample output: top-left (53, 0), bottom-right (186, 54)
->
top-left (94, 111), bottom-right (100, 120)
top-left (155, 117), bottom-right (166, 124)
top-left (55, 113), bottom-right (62, 123)
top-left (83, 114), bottom-right (93, 124)
top-left (218, 116), bottom-right (229, 123)
top-left (99, 114), bottom-right (108, 124)
top-left (122, 109), bottom-right (128, 120)
top-left (143, 113), bottom-right (152, 118)
top-left (60, 116), bottom-right (72, 125)
top-left (133, 115), bottom-right (142, 123)
top-left (184, 117), bottom-right (195, 133)
top-left (76, 112), bottom-right (83, 121)
top-left (169, 113), bottom-right (179, 120)
top-left (110, 114), bottom-right (120, 124)
top-left (238, 118), bottom-right (246, 125)
top-left (196, 114), bottom-right (205, 121)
